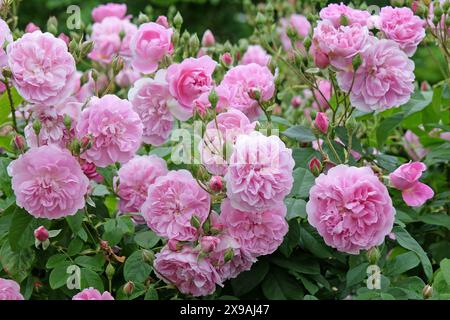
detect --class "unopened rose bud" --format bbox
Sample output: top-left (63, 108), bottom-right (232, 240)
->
top-left (112, 56), bottom-right (125, 75)
top-left (2, 68), bottom-right (11, 79)
top-left (189, 33), bottom-right (200, 52)
top-left (200, 236), bottom-right (220, 253)
top-left (25, 22), bottom-right (40, 33)
top-left (34, 226), bottom-right (49, 242)
top-left (221, 52), bottom-right (233, 66)
top-left (100, 240), bottom-right (109, 250)
top-left (173, 12), bottom-right (183, 29)
top-left (156, 15), bottom-right (169, 28)
top-left (201, 29), bottom-right (215, 47)
top-left (392, 0), bottom-right (404, 7)
top-left (123, 281), bottom-right (134, 296)
top-left (314, 112), bottom-right (329, 134)
top-left (291, 96), bottom-right (302, 108)
top-left (422, 284), bottom-right (433, 299)
top-left (209, 176), bottom-right (223, 192)
top-left (168, 239), bottom-right (180, 251)
top-left (208, 89), bottom-right (219, 108)
top-left (142, 249), bottom-right (155, 264)
top-left (80, 136), bottom-right (92, 150)
top-left (255, 12), bottom-right (267, 27)
top-left (190, 215), bottom-right (201, 229)
top-left (224, 248), bottom-right (234, 262)
top-left (366, 247), bottom-right (381, 265)
top-left (58, 33), bottom-right (70, 45)
top-left (32, 119), bottom-right (41, 136)
top-left (309, 157), bottom-right (322, 176)
top-left (81, 41), bottom-right (94, 57)
top-left (12, 135), bottom-right (26, 152)
top-left (63, 114), bottom-right (72, 130)
top-left (47, 16), bottom-right (58, 35)
top-left (420, 81), bottom-right (431, 91)
top-left (106, 263), bottom-right (115, 280)
top-left (70, 139), bottom-right (81, 155)
top-left (138, 12), bottom-right (150, 25)
top-left (248, 87), bottom-right (261, 101)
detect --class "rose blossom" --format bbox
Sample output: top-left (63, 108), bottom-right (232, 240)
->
top-left (240, 45), bottom-right (271, 66)
top-left (225, 132), bottom-right (295, 211)
top-left (315, 112), bottom-right (329, 134)
top-left (202, 29), bottom-right (215, 47)
top-left (128, 69), bottom-right (175, 146)
top-left (312, 21), bottom-right (370, 71)
top-left (313, 79), bottom-right (332, 111)
top-left (153, 245), bottom-right (221, 297)
top-left (130, 22), bottom-right (173, 74)
top-left (403, 130), bottom-right (428, 161)
top-left (306, 165), bottom-right (395, 254)
top-left (8, 145), bottom-right (89, 219)
top-left (80, 160), bottom-right (103, 183)
top-left (141, 170), bottom-right (211, 241)
top-left (72, 288), bottom-right (114, 300)
top-left (337, 39), bottom-right (415, 112)
top-left (88, 17), bottom-right (137, 63)
top-left (34, 226), bottom-right (49, 242)
top-left (220, 199), bottom-right (288, 257)
top-left (115, 65), bottom-right (140, 88)
top-left (319, 3), bottom-right (371, 28)
top-left (166, 55), bottom-right (217, 120)
top-left (389, 162), bottom-right (434, 207)
top-left (379, 6), bottom-right (425, 57)
top-left (0, 278), bottom-right (24, 300)
top-left (278, 14), bottom-right (311, 51)
top-left (115, 155), bottom-right (168, 213)
top-left (200, 108), bottom-right (256, 176)
top-left (217, 63), bottom-right (275, 121)
top-left (0, 18), bottom-right (12, 68)
top-left (25, 22), bottom-right (40, 33)
top-left (156, 16), bottom-right (169, 28)
top-left (7, 31), bottom-right (77, 106)
top-left (92, 3), bottom-right (127, 22)
top-left (76, 94), bottom-right (143, 167)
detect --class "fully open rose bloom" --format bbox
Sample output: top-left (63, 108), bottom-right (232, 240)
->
top-left (389, 162), bottom-right (434, 207)
top-left (306, 165), bottom-right (395, 254)
top-left (72, 288), bottom-right (114, 300)
top-left (217, 63), bottom-right (275, 121)
top-left (319, 3), bottom-right (371, 28)
top-left (166, 55), bottom-right (217, 120)
top-left (128, 69), bottom-right (175, 146)
top-left (8, 145), bottom-right (89, 219)
top-left (77, 94), bottom-right (143, 167)
top-left (225, 132), bottom-right (295, 211)
top-left (337, 38), bottom-right (415, 112)
top-left (92, 3), bottom-right (127, 22)
top-left (142, 170), bottom-right (210, 241)
top-left (0, 18), bottom-right (12, 68)
top-left (240, 45), bottom-right (271, 66)
top-left (7, 31), bottom-right (77, 106)
top-left (0, 278), bottom-right (24, 300)
top-left (278, 14), bottom-right (311, 51)
top-left (200, 108), bottom-right (256, 176)
top-left (115, 155), bottom-right (168, 214)
top-left (379, 6), bottom-right (425, 57)
top-left (130, 22), bottom-right (173, 74)
top-left (154, 245), bottom-right (221, 297)
top-left (88, 17), bottom-right (137, 63)
top-left (220, 199), bottom-right (288, 257)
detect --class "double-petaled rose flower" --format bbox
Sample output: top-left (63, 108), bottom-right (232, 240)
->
top-left (72, 288), bottom-right (114, 300)
top-left (7, 31), bottom-right (77, 106)
top-left (76, 94), bottom-right (143, 167)
top-left (319, 3), bottom-right (371, 28)
top-left (91, 3), bottom-right (128, 22)
top-left (240, 45), bottom-right (271, 66)
top-left (306, 165), bottom-right (395, 254)
top-left (0, 18), bottom-right (12, 69)
top-left (8, 145), bottom-right (89, 219)
top-left (0, 278), bottom-right (24, 300)
top-left (278, 14), bottom-right (311, 51)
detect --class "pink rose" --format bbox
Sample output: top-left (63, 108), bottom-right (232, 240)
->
top-left (76, 94), bottom-right (143, 167)
top-left (278, 14), bottom-right (311, 51)
top-left (220, 199), bottom-right (288, 257)
top-left (128, 69), bottom-right (175, 146)
top-left (25, 22), bottom-right (40, 33)
top-left (313, 79), bottom-right (332, 111)
top-left (379, 6), bottom-right (425, 57)
top-left (8, 145), bottom-right (89, 219)
top-left (7, 31), bottom-right (77, 106)
top-left (319, 3), bottom-right (371, 28)
top-left (200, 108), bottom-right (256, 176)
top-left (291, 95), bottom-right (302, 108)
top-left (130, 22), bottom-right (173, 74)
top-left (389, 162), bottom-right (434, 207)
top-left (312, 21), bottom-right (370, 71)
top-left (306, 165), bottom-right (395, 254)
top-left (80, 160), bottom-right (103, 183)
top-left (166, 56), bottom-right (217, 120)
top-left (0, 278), bottom-right (24, 300)
top-left (315, 112), bottom-right (329, 134)
top-left (72, 288), bottom-right (114, 300)
top-left (142, 170), bottom-right (211, 241)
top-left (88, 17), bottom-right (137, 63)
top-left (0, 19), bottom-right (12, 68)
top-left (115, 155), bottom-right (168, 214)
top-left (202, 29), bottom-right (215, 47)
top-left (217, 63), bottom-right (275, 121)
top-left (337, 38), bottom-right (415, 112)
top-left (403, 130), bottom-right (428, 161)
top-left (115, 65), bottom-right (141, 88)
top-left (309, 42), bottom-right (330, 69)
top-left (92, 3), bottom-right (127, 23)
top-left (200, 236), bottom-right (221, 253)
top-left (225, 132), bottom-right (295, 211)
top-left (34, 226), bottom-right (49, 242)
top-left (156, 16), bottom-right (169, 28)
top-left (240, 45), bottom-right (271, 66)
top-left (154, 245), bottom-right (221, 297)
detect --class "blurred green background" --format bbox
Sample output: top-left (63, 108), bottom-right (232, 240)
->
top-left (16, 0), bottom-right (445, 84)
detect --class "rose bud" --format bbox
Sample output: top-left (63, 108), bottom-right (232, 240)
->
top-left (291, 96), bottom-right (302, 108)
top-left (209, 176), bottom-right (223, 192)
top-left (422, 284), bottom-right (433, 299)
top-left (58, 33), bottom-right (70, 45)
top-left (168, 239), bottom-right (180, 251)
top-left (221, 52), bottom-right (233, 66)
top-left (123, 281), bottom-right (134, 295)
top-left (12, 135), bottom-right (26, 152)
top-left (156, 15), bottom-right (169, 28)
top-left (25, 22), bottom-right (40, 33)
top-left (314, 112), bottom-right (329, 134)
top-left (200, 236), bottom-right (220, 253)
top-left (34, 226), bottom-right (49, 242)
top-left (201, 29), bottom-right (215, 47)
top-left (309, 157), bottom-right (322, 176)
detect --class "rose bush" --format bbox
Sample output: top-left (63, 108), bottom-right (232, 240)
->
top-left (0, 0), bottom-right (449, 301)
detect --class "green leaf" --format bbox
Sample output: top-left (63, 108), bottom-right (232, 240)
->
top-left (75, 255), bottom-right (105, 272)
top-left (346, 262), bottom-right (369, 288)
top-left (0, 87), bottom-right (23, 125)
top-left (292, 147), bottom-right (320, 169)
top-left (8, 207), bottom-right (37, 251)
top-left (66, 211), bottom-right (84, 234)
top-left (134, 230), bottom-right (160, 249)
top-left (393, 226), bottom-right (433, 280)
top-left (124, 250), bottom-right (152, 283)
top-left (278, 219), bottom-right (300, 257)
top-left (270, 254), bottom-right (320, 275)
top-left (376, 113), bottom-right (404, 146)
top-left (231, 260), bottom-right (269, 296)
top-left (46, 254), bottom-right (68, 269)
top-left (80, 267), bottom-right (104, 292)
top-left (144, 286), bottom-right (159, 300)
top-left (385, 251), bottom-right (420, 276)
top-left (262, 267), bottom-right (304, 299)
top-left (49, 261), bottom-right (72, 289)
top-left (284, 198), bottom-right (306, 220)
top-left (0, 242), bottom-right (35, 282)
top-left (418, 214), bottom-right (450, 230)
top-left (282, 125), bottom-right (316, 142)
top-left (440, 259), bottom-right (450, 286)
top-left (289, 167), bottom-right (315, 198)
top-left (298, 224), bottom-right (333, 259)
top-left (67, 237), bottom-right (84, 256)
